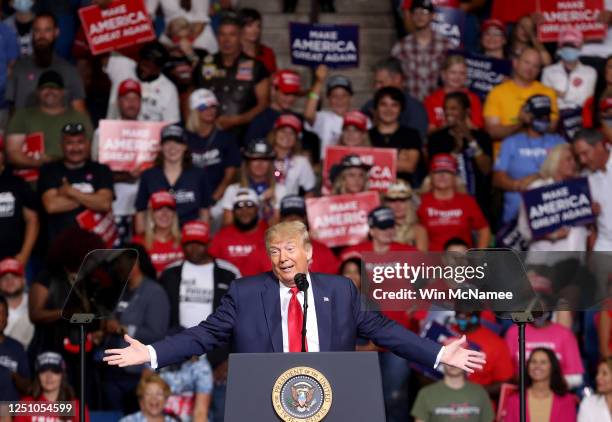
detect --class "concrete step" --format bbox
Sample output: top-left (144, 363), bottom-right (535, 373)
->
top-left (239, 0), bottom-right (393, 14)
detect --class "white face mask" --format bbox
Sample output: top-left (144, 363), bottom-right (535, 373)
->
top-left (13, 0), bottom-right (34, 13)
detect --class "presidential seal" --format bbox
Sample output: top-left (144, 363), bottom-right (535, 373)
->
top-left (272, 366), bottom-right (332, 422)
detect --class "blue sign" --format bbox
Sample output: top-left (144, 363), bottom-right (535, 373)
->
top-left (495, 218), bottom-right (529, 251)
top-left (456, 51), bottom-right (512, 101)
top-left (521, 178), bottom-right (595, 238)
top-left (433, 7), bottom-right (466, 48)
top-left (559, 107), bottom-right (583, 141)
top-left (289, 22), bottom-right (359, 69)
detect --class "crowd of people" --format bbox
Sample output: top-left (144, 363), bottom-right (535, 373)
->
top-left (0, 0), bottom-right (611, 421)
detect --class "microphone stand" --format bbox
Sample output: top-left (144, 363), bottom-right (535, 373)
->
top-left (301, 290), bottom-right (308, 353)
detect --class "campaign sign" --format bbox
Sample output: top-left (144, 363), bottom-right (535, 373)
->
top-left (78, 0), bottom-right (155, 55)
top-left (521, 178), bottom-right (595, 238)
top-left (537, 0), bottom-right (606, 42)
top-left (289, 22), bottom-right (359, 68)
top-left (457, 50), bottom-right (512, 101)
top-left (433, 6), bottom-right (466, 48)
top-left (559, 107), bottom-right (583, 141)
top-left (13, 132), bottom-right (44, 182)
top-left (306, 191), bottom-right (380, 248)
top-left (323, 146), bottom-right (397, 194)
top-left (76, 210), bottom-right (118, 248)
top-left (495, 218), bottom-right (529, 251)
top-left (98, 120), bottom-right (166, 172)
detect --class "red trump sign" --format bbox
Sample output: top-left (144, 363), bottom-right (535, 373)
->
top-left (306, 191), bottom-right (380, 248)
top-left (537, 0), bottom-right (606, 42)
top-left (13, 132), bottom-right (44, 182)
top-left (78, 0), bottom-right (155, 55)
top-left (98, 120), bottom-right (166, 172)
top-left (323, 146), bottom-right (397, 194)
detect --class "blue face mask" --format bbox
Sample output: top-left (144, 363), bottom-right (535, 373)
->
top-left (13, 0), bottom-right (33, 12)
top-left (456, 315), bottom-right (479, 331)
top-left (558, 47), bottom-right (580, 63)
top-left (531, 118), bottom-right (550, 134)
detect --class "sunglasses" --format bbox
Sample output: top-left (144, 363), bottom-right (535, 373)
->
top-left (62, 123), bottom-right (85, 135)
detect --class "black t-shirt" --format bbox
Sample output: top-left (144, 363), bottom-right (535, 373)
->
top-left (37, 160), bottom-right (114, 240)
top-left (0, 169), bottom-right (37, 258)
top-left (185, 128), bottom-right (241, 193)
top-left (369, 125), bottom-right (423, 184)
top-left (135, 166), bottom-right (211, 225)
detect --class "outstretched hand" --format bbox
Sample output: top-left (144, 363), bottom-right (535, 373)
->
top-left (440, 335), bottom-right (486, 373)
top-left (103, 334), bottom-right (151, 367)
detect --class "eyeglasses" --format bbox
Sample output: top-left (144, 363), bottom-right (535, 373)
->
top-left (62, 123), bottom-right (85, 135)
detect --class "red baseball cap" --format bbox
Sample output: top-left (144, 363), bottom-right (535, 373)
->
top-left (0, 258), bottom-right (24, 277)
top-left (181, 221), bottom-right (210, 245)
top-left (430, 153), bottom-right (458, 173)
top-left (118, 79), bottom-right (141, 97)
top-left (558, 27), bottom-right (583, 47)
top-left (342, 111), bottom-right (368, 131)
top-left (481, 18), bottom-right (505, 35)
top-left (600, 97), bottom-right (612, 112)
top-left (274, 114), bottom-right (302, 134)
top-left (149, 191), bottom-right (176, 210)
top-left (273, 70), bottom-right (301, 95)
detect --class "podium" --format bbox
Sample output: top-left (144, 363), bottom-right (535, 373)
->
top-left (224, 352), bottom-right (385, 421)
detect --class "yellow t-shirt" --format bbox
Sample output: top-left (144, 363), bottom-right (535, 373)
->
top-left (483, 80), bottom-right (559, 126)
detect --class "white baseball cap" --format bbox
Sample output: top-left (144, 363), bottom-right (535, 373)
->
top-left (190, 88), bottom-right (219, 111)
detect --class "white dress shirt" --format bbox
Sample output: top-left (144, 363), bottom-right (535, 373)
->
top-left (279, 274), bottom-right (320, 352)
top-left (589, 151), bottom-right (612, 251)
top-left (541, 61), bottom-right (597, 109)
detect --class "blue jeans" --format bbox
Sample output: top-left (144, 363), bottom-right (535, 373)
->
top-left (379, 352), bottom-right (411, 422)
top-left (209, 382), bottom-right (226, 422)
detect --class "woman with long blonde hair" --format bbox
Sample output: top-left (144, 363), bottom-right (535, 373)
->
top-left (132, 191), bottom-right (183, 276)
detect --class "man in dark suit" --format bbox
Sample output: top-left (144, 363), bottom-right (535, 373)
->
top-left (104, 221), bottom-right (485, 373)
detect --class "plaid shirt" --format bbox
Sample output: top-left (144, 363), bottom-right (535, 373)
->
top-left (391, 32), bottom-right (451, 101)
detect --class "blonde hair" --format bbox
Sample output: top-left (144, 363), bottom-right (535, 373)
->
top-left (383, 195), bottom-right (420, 245)
top-left (268, 127), bottom-right (303, 156)
top-left (136, 372), bottom-right (171, 400)
top-left (166, 17), bottom-right (191, 39)
top-left (185, 109), bottom-right (201, 133)
top-left (144, 207), bottom-right (181, 249)
top-left (443, 54), bottom-right (467, 71)
top-left (331, 167), bottom-right (368, 195)
top-left (265, 221), bottom-right (312, 253)
top-left (539, 143), bottom-right (572, 179)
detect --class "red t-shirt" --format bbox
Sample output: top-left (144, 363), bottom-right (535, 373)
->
top-left (462, 326), bottom-right (514, 385)
top-left (242, 238), bottom-right (340, 277)
top-left (208, 221), bottom-right (268, 276)
top-left (490, 0), bottom-right (534, 24)
top-left (13, 396), bottom-right (89, 422)
top-left (582, 96), bottom-right (595, 128)
top-left (256, 44), bottom-right (278, 74)
top-left (133, 235), bottom-right (184, 276)
top-left (424, 88), bottom-right (484, 130)
top-left (417, 192), bottom-right (488, 251)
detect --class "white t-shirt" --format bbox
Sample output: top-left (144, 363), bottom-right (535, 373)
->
top-left (179, 261), bottom-right (214, 329)
top-left (580, 0), bottom-right (612, 58)
top-left (5, 293), bottom-right (34, 349)
top-left (104, 55), bottom-right (180, 123)
top-left (588, 152), bottom-right (612, 251)
top-left (541, 62), bottom-right (597, 109)
top-left (578, 395), bottom-right (612, 422)
top-left (276, 155), bottom-right (316, 196)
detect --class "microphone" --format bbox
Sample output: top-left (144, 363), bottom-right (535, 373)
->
top-left (294, 273), bottom-right (309, 352)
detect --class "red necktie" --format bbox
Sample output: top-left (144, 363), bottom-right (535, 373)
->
top-left (288, 287), bottom-right (307, 352)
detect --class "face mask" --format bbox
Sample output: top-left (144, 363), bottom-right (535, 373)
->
top-left (531, 118), bottom-right (550, 134)
top-left (602, 117), bottom-right (612, 127)
top-left (558, 47), bottom-right (580, 63)
top-left (456, 315), bottom-right (479, 331)
top-left (13, 0), bottom-right (34, 13)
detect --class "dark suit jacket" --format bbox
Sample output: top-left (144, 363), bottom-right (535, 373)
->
top-left (152, 272), bottom-right (442, 369)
